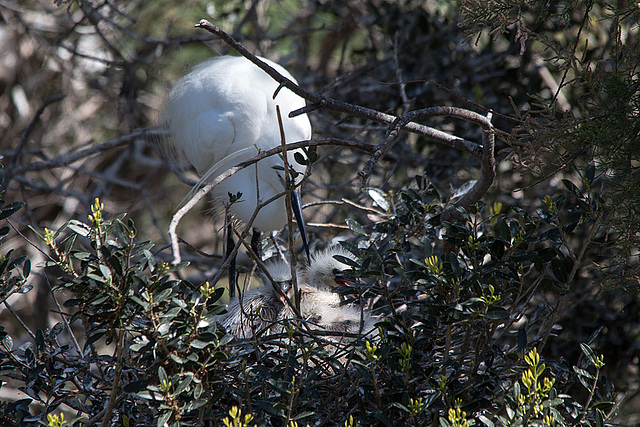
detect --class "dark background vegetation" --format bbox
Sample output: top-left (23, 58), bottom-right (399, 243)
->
top-left (0, 0), bottom-right (638, 425)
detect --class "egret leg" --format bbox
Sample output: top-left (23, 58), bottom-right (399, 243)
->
top-left (251, 229), bottom-right (263, 261)
top-left (291, 189), bottom-right (311, 264)
top-left (226, 222), bottom-right (236, 298)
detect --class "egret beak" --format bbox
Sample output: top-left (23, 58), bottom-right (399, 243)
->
top-left (335, 278), bottom-right (353, 287)
top-left (274, 279), bottom-right (292, 303)
top-left (291, 189), bottom-right (311, 265)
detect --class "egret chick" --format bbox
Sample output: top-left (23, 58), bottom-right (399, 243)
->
top-left (279, 284), bottom-right (377, 335)
top-left (218, 259), bottom-right (295, 338)
top-left (305, 246), bottom-right (358, 291)
top-left (279, 246), bottom-right (378, 335)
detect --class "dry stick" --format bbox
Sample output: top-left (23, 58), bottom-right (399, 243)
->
top-left (195, 19), bottom-right (481, 160)
top-left (382, 106), bottom-right (496, 220)
top-left (359, 124), bottom-right (403, 183)
top-left (100, 329), bottom-right (125, 427)
top-left (198, 19), bottom-right (493, 198)
top-left (11, 94), bottom-right (67, 170)
top-left (7, 129), bottom-right (165, 174)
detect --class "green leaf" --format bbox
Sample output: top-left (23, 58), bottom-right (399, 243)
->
top-left (580, 342), bottom-right (598, 366)
top-left (154, 288), bottom-right (173, 303)
top-left (123, 380), bottom-right (147, 393)
top-left (169, 354), bottom-right (185, 364)
top-left (174, 376), bottom-right (192, 394)
top-left (0, 201), bottom-right (25, 220)
top-left (2, 334), bottom-right (13, 351)
top-left (187, 399), bottom-right (208, 410)
top-left (22, 259), bottom-right (30, 278)
top-left (99, 264), bottom-right (111, 280)
top-left (307, 146), bottom-right (318, 163)
top-left (551, 258), bottom-right (568, 284)
top-left (294, 151), bottom-right (307, 165)
top-left (483, 307), bottom-right (510, 320)
top-left (364, 187), bottom-right (390, 211)
top-left (35, 329), bottom-right (45, 350)
top-left (562, 179), bottom-right (581, 196)
top-left (66, 220), bottom-right (91, 237)
top-left (345, 218), bottom-right (367, 236)
top-left (157, 411), bottom-right (171, 427)
top-left (85, 331), bottom-right (105, 349)
top-left (573, 366), bottom-right (595, 380)
top-left (190, 339), bottom-right (211, 349)
top-left (517, 326), bottom-right (527, 354)
top-left (478, 414), bottom-right (494, 427)
top-left (449, 254), bottom-right (461, 278)
top-left (72, 251), bottom-right (92, 261)
top-left (586, 161), bottom-right (596, 184)
top-left (130, 295), bottom-right (149, 309)
top-left (158, 366), bottom-right (168, 384)
top-left (595, 408), bottom-right (605, 427)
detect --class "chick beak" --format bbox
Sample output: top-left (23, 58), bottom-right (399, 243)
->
top-left (276, 280), bottom-right (292, 303)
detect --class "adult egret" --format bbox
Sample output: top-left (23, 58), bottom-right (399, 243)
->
top-left (163, 55), bottom-right (312, 278)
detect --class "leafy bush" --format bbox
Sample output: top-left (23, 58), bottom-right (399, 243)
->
top-left (0, 190), bottom-right (617, 425)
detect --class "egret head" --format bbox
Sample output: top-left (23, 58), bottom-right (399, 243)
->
top-left (259, 258), bottom-right (299, 299)
top-left (305, 246), bottom-right (358, 291)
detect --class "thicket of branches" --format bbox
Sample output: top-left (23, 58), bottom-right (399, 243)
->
top-left (0, 0), bottom-right (638, 425)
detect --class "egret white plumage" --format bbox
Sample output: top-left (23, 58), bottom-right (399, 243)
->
top-left (280, 246), bottom-right (377, 334)
top-left (163, 55), bottom-right (312, 268)
top-left (305, 246), bottom-right (358, 291)
top-left (279, 284), bottom-right (377, 334)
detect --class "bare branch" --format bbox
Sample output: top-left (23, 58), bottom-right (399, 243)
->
top-left (195, 19), bottom-right (482, 159)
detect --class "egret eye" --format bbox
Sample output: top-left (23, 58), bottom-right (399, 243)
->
top-left (276, 279), bottom-right (292, 294)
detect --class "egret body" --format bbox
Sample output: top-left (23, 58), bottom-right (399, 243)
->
top-left (281, 246), bottom-right (377, 334)
top-left (279, 284), bottom-right (377, 334)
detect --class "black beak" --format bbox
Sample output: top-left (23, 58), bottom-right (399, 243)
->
top-left (291, 189), bottom-right (311, 265)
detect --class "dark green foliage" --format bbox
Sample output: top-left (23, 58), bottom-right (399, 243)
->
top-left (0, 183), bottom-right (618, 425)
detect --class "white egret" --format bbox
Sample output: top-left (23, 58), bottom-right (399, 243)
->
top-left (163, 55), bottom-right (312, 279)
